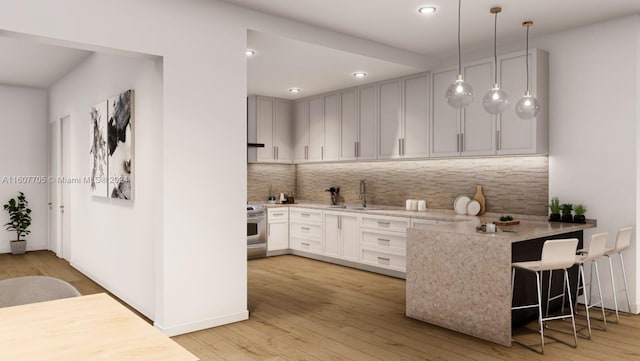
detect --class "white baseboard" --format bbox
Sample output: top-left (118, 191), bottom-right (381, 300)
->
top-left (154, 310), bottom-right (249, 337)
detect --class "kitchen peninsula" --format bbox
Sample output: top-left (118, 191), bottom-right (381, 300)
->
top-left (406, 218), bottom-right (596, 346)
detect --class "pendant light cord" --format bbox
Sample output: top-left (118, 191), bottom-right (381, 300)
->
top-left (525, 24), bottom-right (530, 92)
top-left (493, 11), bottom-right (498, 84)
top-left (457, 0), bottom-right (462, 75)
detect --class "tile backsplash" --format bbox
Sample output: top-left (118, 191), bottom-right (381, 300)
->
top-left (295, 157), bottom-right (549, 216)
top-left (248, 157), bottom-right (549, 215)
top-left (247, 163), bottom-right (296, 202)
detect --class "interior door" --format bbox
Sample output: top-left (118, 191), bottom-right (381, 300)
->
top-left (48, 119), bottom-right (62, 256)
top-left (49, 115), bottom-right (71, 259)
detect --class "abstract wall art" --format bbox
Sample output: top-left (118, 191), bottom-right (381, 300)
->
top-left (89, 100), bottom-right (109, 197)
top-left (89, 89), bottom-right (135, 200)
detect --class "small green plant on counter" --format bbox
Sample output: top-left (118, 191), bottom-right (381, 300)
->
top-left (499, 215), bottom-right (513, 222)
top-left (549, 197), bottom-right (561, 214)
top-left (560, 203), bottom-right (573, 215)
top-left (574, 204), bottom-right (587, 216)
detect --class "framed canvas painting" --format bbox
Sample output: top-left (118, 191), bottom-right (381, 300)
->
top-left (89, 101), bottom-right (109, 197)
top-left (107, 89), bottom-right (135, 200)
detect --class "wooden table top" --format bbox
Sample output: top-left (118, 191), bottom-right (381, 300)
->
top-left (0, 293), bottom-right (198, 361)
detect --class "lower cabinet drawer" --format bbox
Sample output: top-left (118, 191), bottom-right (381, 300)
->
top-left (290, 222), bottom-right (322, 239)
top-left (361, 230), bottom-right (406, 253)
top-left (290, 237), bottom-right (322, 254)
top-left (360, 247), bottom-right (406, 271)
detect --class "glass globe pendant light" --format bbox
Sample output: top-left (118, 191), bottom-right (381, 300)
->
top-left (515, 21), bottom-right (540, 119)
top-left (445, 0), bottom-right (473, 108)
top-left (482, 7), bottom-right (509, 115)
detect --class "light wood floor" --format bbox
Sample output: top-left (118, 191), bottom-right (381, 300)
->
top-left (2, 251), bottom-right (640, 360)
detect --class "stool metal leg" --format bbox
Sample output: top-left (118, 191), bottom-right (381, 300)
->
top-left (607, 255), bottom-right (620, 323)
top-left (536, 271), bottom-right (545, 354)
top-left (579, 264), bottom-right (592, 339)
top-left (620, 253), bottom-right (632, 313)
top-left (564, 269), bottom-right (579, 348)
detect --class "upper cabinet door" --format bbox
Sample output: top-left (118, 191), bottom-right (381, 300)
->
top-left (340, 89), bottom-right (358, 161)
top-left (275, 99), bottom-right (292, 162)
top-left (497, 49), bottom-right (548, 155)
top-left (256, 96), bottom-right (275, 162)
top-left (461, 59), bottom-right (495, 156)
top-left (378, 79), bottom-right (402, 159)
top-left (430, 68), bottom-right (461, 157)
top-left (308, 96), bottom-right (324, 161)
top-left (293, 99), bottom-right (309, 163)
top-left (323, 93), bottom-right (340, 161)
top-left (403, 74), bottom-right (429, 158)
top-left (358, 84), bottom-right (377, 160)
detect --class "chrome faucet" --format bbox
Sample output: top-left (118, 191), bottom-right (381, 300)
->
top-left (359, 180), bottom-right (366, 208)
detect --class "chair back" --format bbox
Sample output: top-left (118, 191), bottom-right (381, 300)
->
top-left (540, 238), bottom-right (579, 270)
top-left (614, 227), bottom-right (633, 252)
top-left (583, 232), bottom-right (609, 260)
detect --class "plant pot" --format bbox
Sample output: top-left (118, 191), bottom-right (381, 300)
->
top-left (561, 214), bottom-right (573, 222)
top-left (549, 213), bottom-right (561, 221)
top-left (573, 215), bottom-right (586, 224)
top-left (10, 240), bottom-right (26, 255)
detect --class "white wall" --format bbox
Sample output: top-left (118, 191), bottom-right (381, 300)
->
top-left (0, 85), bottom-right (47, 252)
top-left (537, 16), bottom-right (639, 312)
top-left (48, 52), bottom-right (161, 318)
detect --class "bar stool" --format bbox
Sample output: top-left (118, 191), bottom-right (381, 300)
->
top-left (573, 232), bottom-right (609, 338)
top-left (605, 227), bottom-right (633, 323)
top-left (511, 238), bottom-right (579, 354)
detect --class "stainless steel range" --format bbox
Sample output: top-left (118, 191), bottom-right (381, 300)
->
top-left (247, 205), bottom-right (267, 259)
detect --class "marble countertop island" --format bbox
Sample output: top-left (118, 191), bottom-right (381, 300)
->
top-left (406, 218), bottom-right (595, 346)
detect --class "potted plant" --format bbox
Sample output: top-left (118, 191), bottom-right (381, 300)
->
top-left (560, 203), bottom-right (573, 222)
top-left (549, 197), bottom-right (561, 221)
top-left (3, 191), bottom-right (32, 255)
top-left (573, 204), bottom-right (587, 224)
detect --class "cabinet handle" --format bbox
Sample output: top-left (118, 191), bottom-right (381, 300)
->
top-left (377, 256), bottom-right (391, 263)
top-left (461, 133), bottom-right (464, 153)
top-left (300, 226), bottom-right (311, 231)
top-left (273, 146), bottom-right (276, 159)
top-left (321, 146), bottom-right (324, 160)
top-left (497, 129), bottom-right (501, 150)
top-left (398, 138), bottom-right (402, 156)
top-left (301, 242), bottom-right (310, 246)
top-left (378, 221), bottom-right (391, 227)
top-left (301, 213), bottom-right (310, 217)
top-left (276, 146), bottom-right (279, 160)
top-left (272, 212), bottom-right (284, 216)
top-left (338, 216), bottom-right (342, 230)
top-left (402, 138), bottom-right (406, 156)
top-left (496, 130), bottom-right (499, 150)
top-left (354, 142), bottom-right (358, 158)
top-left (357, 141), bottom-right (360, 157)
top-left (456, 134), bottom-right (460, 153)
top-left (377, 238), bottom-right (391, 246)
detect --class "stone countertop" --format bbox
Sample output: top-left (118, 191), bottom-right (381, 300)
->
top-left (251, 201), bottom-right (595, 237)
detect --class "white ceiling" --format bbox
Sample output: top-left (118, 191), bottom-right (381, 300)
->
top-left (232, 0), bottom-right (640, 98)
top-left (247, 31), bottom-right (423, 99)
top-left (0, 37), bottom-right (92, 89)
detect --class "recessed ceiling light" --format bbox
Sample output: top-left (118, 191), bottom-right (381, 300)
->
top-left (246, 49), bottom-right (256, 56)
top-left (289, 88), bottom-right (302, 93)
top-left (353, 72), bottom-right (367, 78)
top-left (418, 6), bottom-right (437, 14)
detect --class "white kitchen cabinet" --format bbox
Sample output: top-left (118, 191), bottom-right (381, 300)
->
top-left (497, 49), bottom-right (549, 155)
top-left (289, 207), bottom-right (323, 254)
top-left (461, 59), bottom-right (495, 156)
top-left (293, 99), bottom-right (309, 163)
top-left (402, 73), bottom-right (430, 158)
top-left (359, 214), bottom-right (408, 272)
top-left (324, 211), bottom-right (359, 262)
top-left (357, 84), bottom-right (378, 160)
top-left (308, 96), bottom-right (324, 161)
top-left (340, 89), bottom-right (358, 161)
top-left (323, 93), bottom-right (340, 161)
top-left (247, 96), bottom-right (292, 163)
top-left (378, 74), bottom-right (430, 160)
top-left (431, 61), bottom-right (495, 158)
top-left (267, 208), bottom-right (289, 252)
top-left (378, 78), bottom-right (402, 159)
